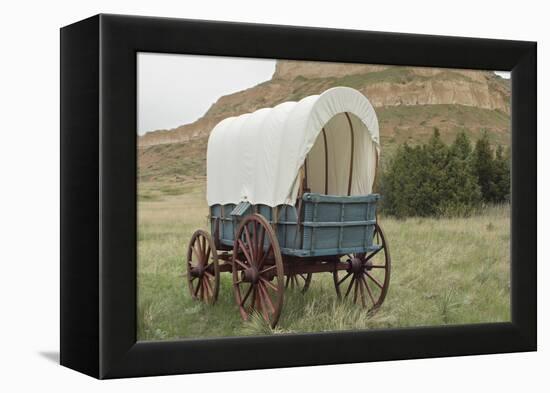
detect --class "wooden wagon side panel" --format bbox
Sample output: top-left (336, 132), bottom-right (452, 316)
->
top-left (276, 206), bottom-right (299, 250)
top-left (209, 193), bottom-right (380, 257)
top-left (300, 193), bottom-right (379, 256)
top-left (209, 203), bottom-right (237, 248)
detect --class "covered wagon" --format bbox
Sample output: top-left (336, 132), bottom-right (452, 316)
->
top-left (186, 86), bottom-right (391, 327)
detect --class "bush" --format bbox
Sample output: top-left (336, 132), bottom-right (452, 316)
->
top-left (379, 129), bottom-right (508, 218)
top-left (471, 131), bottom-right (511, 204)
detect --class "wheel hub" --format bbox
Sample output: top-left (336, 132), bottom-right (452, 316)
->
top-left (190, 265), bottom-right (205, 278)
top-left (243, 267), bottom-right (260, 284)
top-left (349, 257), bottom-right (364, 274)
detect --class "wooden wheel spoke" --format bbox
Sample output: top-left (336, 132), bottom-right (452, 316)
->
top-left (237, 239), bottom-right (253, 265)
top-left (257, 226), bottom-right (265, 262)
top-left (258, 283), bottom-right (276, 314)
top-left (260, 265), bottom-right (277, 275)
top-left (238, 307), bottom-right (248, 320)
top-left (365, 246), bottom-right (382, 262)
top-left (257, 290), bottom-right (270, 322)
top-left (254, 287), bottom-right (261, 310)
top-left (366, 272), bottom-right (384, 289)
top-left (260, 276), bottom-right (278, 292)
top-left (199, 281), bottom-right (204, 300)
top-left (205, 246), bottom-right (211, 263)
top-left (243, 226), bottom-right (254, 263)
top-left (370, 264), bottom-right (386, 269)
top-left (258, 244), bottom-right (272, 269)
top-left (362, 275), bottom-right (376, 305)
top-left (353, 278), bottom-right (359, 304)
top-left (337, 272), bottom-right (352, 286)
top-left (252, 222), bottom-right (258, 261)
top-left (192, 245), bottom-right (203, 262)
top-left (240, 284), bottom-right (254, 306)
top-left (344, 276), bottom-right (356, 298)
top-left (203, 277), bottom-right (214, 298)
top-left (193, 279), bottom-right (201, 297)
top-left (373, 227), bottom-right (380, 244)
top-left (357, 276), bottom-right (366, 307)
top-left (203, 270), bottom-right (214, 279)
top-left (234, 258), bottom-right (249, 270)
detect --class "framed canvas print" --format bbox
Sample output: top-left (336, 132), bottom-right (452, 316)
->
top-left (60, 14), bottom-right (536, 379)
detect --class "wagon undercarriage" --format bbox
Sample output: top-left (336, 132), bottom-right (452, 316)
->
top-left (186, 211), bottom-right (391, 328)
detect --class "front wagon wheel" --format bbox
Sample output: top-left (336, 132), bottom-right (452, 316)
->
top-left (333, 223), bottom-right (391, 312)
top-left (186, 230), bottom-right (220, 304)
top-left (232, 214), bottom-right (285, 328)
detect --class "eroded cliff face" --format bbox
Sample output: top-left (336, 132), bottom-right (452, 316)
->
top-left (139, 60), bottom-right (510, 147)
top-left (272, 61), bottom-right (510, 112)
top-left (272, 61), bottom-right (388, 80)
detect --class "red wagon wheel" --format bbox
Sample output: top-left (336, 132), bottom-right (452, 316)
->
top-left (285, 273), bottom-right (312, 293)
top-left (186, 230), bottom-right (220, 304)
top-left (232, 214), bottom-right (285, 328)
top-left (333, 223), bottom-right (391, 312)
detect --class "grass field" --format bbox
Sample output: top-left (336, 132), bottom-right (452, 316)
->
top-left (137, 179), bottom-right (510, 341)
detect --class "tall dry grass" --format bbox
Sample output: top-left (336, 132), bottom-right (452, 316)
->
top-left (137, 181), bottom-right (510, 340)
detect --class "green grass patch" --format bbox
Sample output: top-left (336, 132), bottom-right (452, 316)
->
top-left (137, 179), bottom-right (510, 340)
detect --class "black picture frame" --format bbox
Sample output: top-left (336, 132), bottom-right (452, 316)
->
top-left (60, 14), bottom-right (536, 379)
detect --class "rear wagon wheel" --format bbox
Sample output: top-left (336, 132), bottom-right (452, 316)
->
top-left (186, 230), bottom-right (220, 304)
top-left (285, 273), bottom-right (313, 293)
top-left (333, 223), bottom-right (391, 312)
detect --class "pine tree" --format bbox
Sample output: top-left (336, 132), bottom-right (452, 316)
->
top-left (441, 132), bottom-right (482, 215)
top-left (473, 131), bottom-right (497, 202)
top-left (493, 145), bottom-right (511, 202)
top-left (450, 131), bottom-right (472, 160)
top-left (380, 129), bottom-right (481, 218)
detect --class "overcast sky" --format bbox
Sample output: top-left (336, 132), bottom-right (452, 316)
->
top-left (494, 71), bottom-right (511, 79)
top-left (137, 53), bottom-right (511, 136)
top-left (137, 53), bottom-right (276, 135)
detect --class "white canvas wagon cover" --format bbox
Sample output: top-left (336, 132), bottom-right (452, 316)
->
top-left (207, 87), bottom-right (380, 207)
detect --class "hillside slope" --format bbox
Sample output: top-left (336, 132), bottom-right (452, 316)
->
top-left (138, 60), bottom-right (510, 182)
